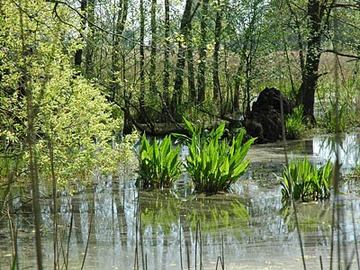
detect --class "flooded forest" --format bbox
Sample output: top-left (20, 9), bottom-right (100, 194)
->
top-left (1, 0), bottom-right (360, 269)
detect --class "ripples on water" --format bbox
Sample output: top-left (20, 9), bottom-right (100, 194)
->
top-left (1, 133), bottom-right (360, 269)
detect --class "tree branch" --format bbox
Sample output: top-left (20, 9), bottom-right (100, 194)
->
top-left (332, 3), bottom-right (360, 9)
top-left (323, 49), bottom-right (360, 60)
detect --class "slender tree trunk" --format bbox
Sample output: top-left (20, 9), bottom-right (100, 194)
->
top-left (186, 28), bottom-right (196, 103)
top-left (282, 35), bottom-right (295, 94)
top-left (244, 55), bottom-right (252, 115)
top-left (171, 0), bottom-right (193, 115)
top-left (224, 45), bottom-right (232, 113)
top-left (233, 63), bottom-right (242, 112)
top-left (48, 139), bottom-right (58, 270)
top-left (213, 0), bottom-right (222, 104)
top-left (139, 0), bottom-right (146, 121)
top-left (122, 53), bottom-right (133, 134)
top-left (163, 0), bottom-right (171, 112)
top-left (111, 0), bottom-right (129, 101)
top-left (85, 0), bottom-right (95, 78)
top-left (197, 0), bottom-right (209, 104)
top-left (74, 0), bottom-right (87, 69)
top-left (26, 80), bottom-right (43, 270)
top-left (18, 2), bottom-right (43, 268)
top-left (298, 0), bottom-right (324, 123)
top-left (150, 0), bottom-right (157, 95)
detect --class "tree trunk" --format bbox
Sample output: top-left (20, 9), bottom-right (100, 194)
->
top-left (18, 3), bottom-right (43, 268)
top-left (186, 28), bottom-right (196, 103)
top-left (111, 0), bottom-right (129, 101)
top-left (150, 0), bottom-right (157, 95)
top-left (224, 44), bottom-right (232, 113)
top-left (171, 0), bottom-right (193, 115)
top-left (213, 0), bottom-right (222, 103)
top-left (298, 0), bottom-right (324, 123)
top-left (163, 0), bottom-right (171, 112)
top-left (139, 0), bottom-right (146, 121)
top-left (197, 0), bottom-right (209, 104)
top-left (85, 0), bottom-right (95, 78)
top-left (233, 63), bottom-right (242, 112)
top-left (244, 55), bottom-right (252, 115)
top-left (74, 0), bottom-right (87, 68)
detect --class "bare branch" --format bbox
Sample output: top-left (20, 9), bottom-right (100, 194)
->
top-left (323, 49), bottom-right (360, 60)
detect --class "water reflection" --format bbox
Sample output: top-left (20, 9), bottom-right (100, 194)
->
top-left (1, 133), bottom-right (360, 269)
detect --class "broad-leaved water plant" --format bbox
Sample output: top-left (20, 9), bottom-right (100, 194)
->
top-left (184, 119), bottom-right (255, 193)
top-left (137, 135), bottom-right (182, 189)
top-left (280, 159), bottom-right (333, 201)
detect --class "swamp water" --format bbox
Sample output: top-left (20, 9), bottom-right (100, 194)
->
top-left (1, 133), bottom-right (360, 269)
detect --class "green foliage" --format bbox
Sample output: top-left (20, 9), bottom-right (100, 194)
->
top-left (36, 67), bottom-right (118, 188)
top-left (286, 106), bottom-right (306, 139)
top-left (137, 135), bottom-right (182, 189)
top-left (280, 159), bottom-right (333, 201)
top-left (320, 103), bottom-right (349, 133)
top-left (184, 119), bottom-right (255, 193)
top-left (317, 80), bottom-right (360, 133)
top-left (0, 1), bottom-right (130, 193)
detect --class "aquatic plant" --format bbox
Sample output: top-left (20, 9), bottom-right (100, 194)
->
top-left (286, 106), bottom-right (306, 140)
top-left (184, 119), bottom-right (255, 193)
top-left (137, 134), bottom-right (182, 189)
top-left (280, 159), bottom-right (333, 201)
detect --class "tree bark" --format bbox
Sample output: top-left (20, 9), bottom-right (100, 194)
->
top-left (85, 0), bottom-right (95, 78)
top-left (171, 0), bottom-right (193, 115)
top-left (186, 27), bottom-right (196, 103)
top-left (297, 0), bottom-right (325, 123)
top-left (150, 0), bottom-right (157, 94)
top-left (197, 0), bottom-right (209, 103)
top-left (74, 0), bottom-right (87, 68)
top-left (18, 2), bottom-right (43, 268)
top-left (213, 0), bottom-right (222, 104)
top-left (111, 0), bottom-right (129, 101)
top-left (163, 0), bottom-right (171, 111)
top-left (233, 64), bottom-right (242, 112)
top-left (139, 0), bottom-right (146, 121)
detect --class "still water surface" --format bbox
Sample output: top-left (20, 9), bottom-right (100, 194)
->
top-left (1, 133), bottom-right (360, 269)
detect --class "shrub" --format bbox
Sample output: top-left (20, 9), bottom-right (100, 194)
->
top-left (286, 106), bottom-right (306, 139)
top-left (137, 134), bottom-right (182, 189)
top-left (280, 159), bottom-right (333, 201)
top-left (184, 119), bottom-right (255, 194)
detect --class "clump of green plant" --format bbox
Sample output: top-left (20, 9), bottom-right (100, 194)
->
top-left (286, 106), bottom-right (306, 139)
top-left (280, 159), bottom-right (333, 201)
top-left (184, 119), bottom-right (255, 194)
top-left (137, 135), bottom-right (182, 189)
top-left (320, 103), bottom-right (348, 133)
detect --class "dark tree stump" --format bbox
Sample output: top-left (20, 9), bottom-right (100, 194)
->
top-left (244, 87), bottom-right (292, 143)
